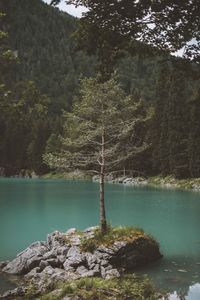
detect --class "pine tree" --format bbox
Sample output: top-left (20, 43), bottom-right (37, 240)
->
top-left (188, 83), bottom-right (200, 177)
top-left (44, 76), bottom-right (150, 233)
top-left (167, 69), bottom-right (190, 178)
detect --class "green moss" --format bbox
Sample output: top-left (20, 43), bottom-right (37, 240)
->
top-left (148, 176), bottom-right (200, 191)
top-left (80, 226), bottom-right (150, 253)
top-left (38, 275), bottom-right (158, 300)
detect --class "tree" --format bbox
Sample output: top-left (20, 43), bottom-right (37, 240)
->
top-left (188, 83), bottom-right (200, 177)
top-left (51, 0), bottom-right (199, 77)
top-left (151, 60), bottom-right (200, 178)
top-left (44, 77), bottom-right (150, 233)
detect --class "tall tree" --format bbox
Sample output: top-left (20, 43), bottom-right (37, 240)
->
top-left (44, 77), bottom-right (150, 233)
top-left (52, 0), bottom-right (200, 77)
top-left (188, 83), bottom-right (200, 177)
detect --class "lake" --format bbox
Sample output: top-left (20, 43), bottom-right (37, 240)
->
top-left (0, 178), bottom-right (200, 299)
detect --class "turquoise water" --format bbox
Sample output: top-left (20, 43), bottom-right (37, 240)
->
top-left (0, 178), bottom-right (200, 299)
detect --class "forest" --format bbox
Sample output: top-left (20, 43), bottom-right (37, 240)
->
top-left (0, 0), bottom-right (200, 179)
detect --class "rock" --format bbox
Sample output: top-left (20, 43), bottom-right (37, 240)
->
top-left (67, 246), bottom-right (83, 261)
top-left (57, 254), bottom-right (67, 264)
top-left (85, 252), bottom-right (98, 269)
top-left (100, 259), bottom-right (109, 266)
top-left (105, 268), bottom-right (120, 279)
top-left (0, 287), bottom-right (27, 299)
top-left (46, 258), bottom-right (62, 268)
top-left (76, 265), bottom-right (89, 276)
top-left (3, 241), bottom-right (48, 275)
top-left (0, 261), bottom-right (8, 270)
top-left (43, 250), bottom-right (57, 260)
top-left (123, 177), bottom-right (133, 184)
top-left (92, 263), bottom-right (100, 274)
top-left (112, 241), bottom-right (127, 252)
top-left (0, 227), bottom-right (162, 299)
top-left (25, 266), bottom-right (41, 278)
top-left (110, 237), bottom-right (162, 270)
top-left (66, 228), bottom-right (77, 235)
top-left (192, 184), bottom-right (200, 191)
top-left (47, 231), bottom-right (67, 248)
top-left (64, 246), bottom-right (85, 270)
top-left (118, 177), bottom-right (126, 183)
top-left (68, 235), bottom-right (82, 246)
top-left (42, 247), bottom-right (68, 266)
top-left (39, 260), bottom-right (49, 270)
top-left (31, 171), bottom-right (39, 179)
top-left (84, 226), bottom-right (98, 233)
top-left (96, 245), bottom-right (115, 255)
top-left (84, 226), bottom-right (98, 238)
top-left (81, 269), bottom-right (100, 277)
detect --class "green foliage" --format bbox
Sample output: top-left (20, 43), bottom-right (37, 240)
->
top-left (148, 176), bottom-right (200, 190)
top-left (44, 76), bottom-right (150, 175)
top-left (80, 226), bottom-right (148, 252)
top-left (38, 275), bottom-right (157, 300)
top-left (0, 0), bottom-right (95, 175)
top-left (7, 0), bottom-right (96, 113)
top-left (54, 0), bottom-right (200, 79)
top-left (1, 0), bottom-right (200, 180)
top-left (151, 61), bottom-right (200, 178)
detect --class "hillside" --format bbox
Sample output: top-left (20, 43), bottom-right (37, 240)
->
top-left (0, 0), bottom-right (200, 178)
top-left (7, 0), bottom-right (95, 112)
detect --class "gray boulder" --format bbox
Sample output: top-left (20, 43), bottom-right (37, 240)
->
top-left (76, 265), bottom-right (89, 276)
top-left (3, 241), bottom-right (48, 275)
top-left (0, 261), bottom-right (8, 270)
top-left (47, 231), bottom-right (66, 248)
top-left (63, 246), bottom-right (85, 270)
top-left (104, 268), bottom-right (120, 279)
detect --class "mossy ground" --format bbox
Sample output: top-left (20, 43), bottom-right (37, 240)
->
top-left (80, 226), bottom-right (157, 253)
top-left (38, 275), bottom-right (158, 300)
top-left (148, 175), bottom-right (200, 190)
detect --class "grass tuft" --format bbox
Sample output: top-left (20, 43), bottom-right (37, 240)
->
top-left (80, 226), bottom-right (148, 253)
top-left (38, 275), bottom-right (157, 300)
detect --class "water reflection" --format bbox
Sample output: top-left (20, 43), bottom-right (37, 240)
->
top-left (0, 179), bottom-right (200, 296)
top-left (168, 283), bottom-right (200, 300)
top-left (136, 256), bottom-right (200, 300)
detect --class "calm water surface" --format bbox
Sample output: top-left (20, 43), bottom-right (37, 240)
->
top-left (0, 178), bottom-right (200, 299)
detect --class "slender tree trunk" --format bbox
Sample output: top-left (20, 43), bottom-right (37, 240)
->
top-left (100, 128), bottom-right (107, 234)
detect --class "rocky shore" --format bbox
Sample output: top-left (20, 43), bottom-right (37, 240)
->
top-left (0, 227), bottom-right (162, 299)
top-left (92, 174), bottom-right (148, 186)
top-left (93, 174), bottom-right (200, 191)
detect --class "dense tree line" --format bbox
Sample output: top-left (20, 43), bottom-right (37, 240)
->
top-left (152, 61), bottom-right (200, 178)
top-left (0, 0), bottom-right (95, 175)
top-left (0, 0), bottom-right (200, 178)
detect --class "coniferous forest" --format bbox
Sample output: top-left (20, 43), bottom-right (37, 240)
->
top-left (0, 0), bottom-right (200, 179)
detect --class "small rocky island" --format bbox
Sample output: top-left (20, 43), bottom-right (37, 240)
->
top-left (0, 227), bottom-right (162, 299)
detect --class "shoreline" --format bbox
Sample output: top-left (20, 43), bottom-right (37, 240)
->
top-left (1, 171), bottom-right (200, 191)
top-left (42, 172), bottom-right (200, 192)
